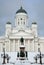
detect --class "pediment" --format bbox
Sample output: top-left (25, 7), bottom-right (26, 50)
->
top-left (9, 30), bottom-right (33, 39)
top-left (13, 30), bottom-right (31, 36)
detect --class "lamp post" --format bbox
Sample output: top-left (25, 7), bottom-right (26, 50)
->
top-left (34, 56), bottom-right (37, 63)
top-left (37, 51), bottom-right (44, 65)
top-left (37, 51), bottom-right (42, 64)
top-left (6, 54), bottom-right (10, 63)
top-left (1, 48), bottom-right (10, 64)
top-left (39, 52), bottom-right (42, 64)
top-left (1, 48), bottom-right (7, 64)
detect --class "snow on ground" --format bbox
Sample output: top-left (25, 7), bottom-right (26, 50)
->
top-left (0, 52), bottom-right (44, 65)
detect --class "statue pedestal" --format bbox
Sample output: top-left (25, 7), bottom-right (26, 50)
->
top-left (17, 57), bottom-right (28, 60)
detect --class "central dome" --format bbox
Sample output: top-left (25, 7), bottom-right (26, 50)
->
top-left (16, 6), bottom-right (27, 14)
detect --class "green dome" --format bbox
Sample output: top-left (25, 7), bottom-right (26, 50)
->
top-left (32, 22), bottom-right (37, 24)
top-left (6, 21), bottom-right (11, 24)
top-left (16, 6), bottom-right (27, 14)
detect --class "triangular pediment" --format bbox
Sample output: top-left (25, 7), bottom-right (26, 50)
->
top-left (13, 30), bottom-right (32, 36)
top-left (9, 30), bottom-right (33, 39)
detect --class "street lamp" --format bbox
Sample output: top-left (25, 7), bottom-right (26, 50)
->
top-left (37, 51), bottom-right (44, 64)
top-left (1, 48), bottom-right (10, 64)
top-left (1, 48), bottom-right (7, 64)
top-left (34, 55), bottom-right (37, 63)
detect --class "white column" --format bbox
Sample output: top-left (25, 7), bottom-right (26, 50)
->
top-left (14, 40), bottom-right (16, 52)
top-left (28, 40), bottom-right (30, 51)
top-left (32, 39), bottom-right (34, 52)
top-left (13, 40), bottom-right (15, 52)
top-left (5, 41), bottom-right (6, 52)
top-left (10, 40), bottom-right (13, 52)
top-left (30, 39), bottom-right (32, 51)
top-left (0, 43), bottom-right (2, 52)
top-left (30, 39), bottom-right (34, 52)
top-left (24, 39), bottom-right (25, 45)
top-left (25, 39), bottom-right (28, 51)
top-left (9, 40), bottom-right (10, 52)
top-left (18, 40), bottom-right (19, 51)
top-left (28, 40), bottom-right (31, 51)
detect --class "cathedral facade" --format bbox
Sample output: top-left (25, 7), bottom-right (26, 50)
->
top-left (0, 6), bottom-right (44, 52)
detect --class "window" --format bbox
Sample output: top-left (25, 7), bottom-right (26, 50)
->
top-left (38, 44), bottom-right (40, 46)
top-left (3, 48), bottom-right (5, 52)
top-left (18, 22), bottom-right (19, 25)
top-left (38, 48), bottom-right (40, 52)
top-left (21, 22), bottom-right (22, 24)
top-left (21, 18), bottom-right (22, 20)
top-left (24, 22), bottom-right (25, 24)
top-left (18, 19), bottom-right (19, 25)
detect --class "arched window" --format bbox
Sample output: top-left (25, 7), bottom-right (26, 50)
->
top-left (18, 22), bottom-right (19, 25)
top-left (24, 22), bottom-right (25, 25)
top-left (38, 48), bottom-right (40, 52)
top-left (21, 18), bottom-right (22, 20)
top-left (21, 22), bottom-right (22, 24)
top-left (3, 48), bottom-right (5, 52)
top-left (18, 19), bottom-right (19, 25)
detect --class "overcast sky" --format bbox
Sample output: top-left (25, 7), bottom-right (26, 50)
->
top-left (0, 0), bottom-right (44, 36)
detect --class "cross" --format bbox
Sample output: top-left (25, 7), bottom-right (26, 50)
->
top-left (17, 0), bottom-right (23, 7)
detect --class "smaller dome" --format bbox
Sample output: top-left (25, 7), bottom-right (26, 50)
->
top-left (6, 21), bottom-right (11, 24)
top-left (32, 22), bottom-right (37, 24)
top-left (16, 6), bottom-right (27, 14)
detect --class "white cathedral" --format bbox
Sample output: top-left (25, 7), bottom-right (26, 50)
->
top-left (0, 6), bottom-right (44, 53)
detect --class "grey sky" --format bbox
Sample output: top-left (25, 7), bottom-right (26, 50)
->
top-left (0, 0), bottom-right (44, 36)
